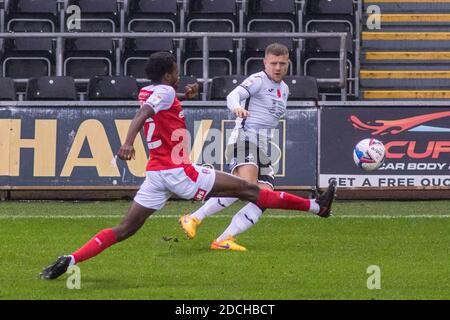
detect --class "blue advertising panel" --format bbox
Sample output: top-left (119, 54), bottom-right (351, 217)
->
top-left (0, 105), bottom-right (317, 189)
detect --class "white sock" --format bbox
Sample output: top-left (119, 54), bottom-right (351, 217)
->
top-left (309, 199), bottom-right (320, 214)
top-left (216, 202), bottom-right (263, 242)
top-left (191, 197), bottom-right (238, 221)
top-left (69, 255), bottom-right (76, 266)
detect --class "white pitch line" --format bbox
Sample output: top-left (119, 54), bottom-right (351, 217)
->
top-left (1, 214), bottom-right (450, 219)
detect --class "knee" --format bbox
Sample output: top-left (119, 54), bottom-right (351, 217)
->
top-left (240, 181), bottom-right (260, 203)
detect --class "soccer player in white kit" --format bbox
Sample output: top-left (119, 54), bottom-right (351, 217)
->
top-left (39, 51), bottom-right (336, 280)
top-left (180, 43), bottom-right (328, 251)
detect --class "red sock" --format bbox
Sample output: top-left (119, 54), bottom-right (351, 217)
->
top-left (72, 228), bottom-right (117, 264)
top-left (256, 189), bottom-right (311, 212)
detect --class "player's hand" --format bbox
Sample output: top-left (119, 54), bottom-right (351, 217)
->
top-left (184, 83), bottom-right (199, 100)
top-left (233, 107), bottom-right (249, 119)
top-left (118, 144), bottom-right (135, 161)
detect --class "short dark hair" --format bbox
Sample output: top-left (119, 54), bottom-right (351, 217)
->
top-left (145, 52), bottom-right (177, 82)
top-left (265, 43), bottom-right (289, 57)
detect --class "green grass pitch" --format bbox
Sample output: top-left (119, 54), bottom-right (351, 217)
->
top-left (1, 200), bottom-right (450, 300)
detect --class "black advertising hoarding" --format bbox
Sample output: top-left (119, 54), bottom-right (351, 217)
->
top-left (0, 106), bottom-right (317, 188)
top-left (320, 107), bottom-right (450, 188)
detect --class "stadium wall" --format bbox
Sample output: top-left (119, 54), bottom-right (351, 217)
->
top-left (0, 101), bottom-right (449, 200)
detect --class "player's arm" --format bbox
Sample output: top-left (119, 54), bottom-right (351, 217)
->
top-left (227, 87), bottom-right (250, 118)
top-left (227, 76), bottom-right (262, 118)
top-left (176, 83), bottom-right (199, 101)
top-left (118, 105), bottom-right (155, 161)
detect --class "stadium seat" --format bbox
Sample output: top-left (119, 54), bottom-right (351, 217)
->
top-left (87, 76), bottom-right (139, 100)
top-left (64, 17), bottom-right (115, 79)
top-left (125, 49), bottom-right (177, 80)
top-left (305, 21), bottom-right (353, 54)
top-left (177, 75), bottom-right (200, 100)
top-left (2, 54), bottom-right (51, 78)
top-left (25, 76), bottom-right (77, 100)
top-left (8, 0), bottom-right (58, 15)
top-left (304, 59), bottom-right (352, 93)
top-left (187, 0), bottom-right (236, 51)
top-left (6, 0), bottom-right (60, 38)
top-left (209, 75), bottom-right (246, 100)
top-left (68, 0), bottom-right (118, 24)
top-left (306, 0), bottom-right (354, 16)
top-left (184, 20), bottom-right (235, 77)
top-left (6, 19), bottom-right (55, 52)
top-left (184, 57), bottom-right (233, 79)
top-left (0, 77), bottom-right (16, 100)
top-left (189, 0), bottom-right (236, 14)
top-left (250, 0), bottom-right (296, 14)
top-left (69, 0), bottom-right (118, 13)
top-left (244, 16), bottom-right (295, 76)
top-left (186, 19), bottom-right (235, 52)
top-left (283, 76), bottom-right (318, 101)
top-left (124, 57), bottom-right (149, 79)
top-left (128, 0), bottom-right (179, 30)
top-left (125, 0), bottom-right (178, 79)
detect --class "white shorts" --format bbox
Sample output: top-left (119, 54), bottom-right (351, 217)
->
top-left (134, 164), bottom-right (216, 210)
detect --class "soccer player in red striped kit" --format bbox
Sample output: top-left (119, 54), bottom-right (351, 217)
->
top-left (39, 52), bottom-right (336, 280)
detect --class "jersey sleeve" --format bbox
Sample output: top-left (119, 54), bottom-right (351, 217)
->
top-left (284, 83), bottom-right (290, 103)
top-left (239, 74), bottom-right (263, 96)
top-left (144, 86), bottom-right (175, 114)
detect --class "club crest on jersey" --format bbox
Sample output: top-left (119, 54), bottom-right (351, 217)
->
top-left (277, 89), bottom-right (281, 98)
top-left (241, 78), bottom-right (255, 88)
top-left (149, 93), bottom-right (163, 106)
top-left (179, 110), bottom-right (184, 118)
top-left (194, 188), bottom-right (207, 201)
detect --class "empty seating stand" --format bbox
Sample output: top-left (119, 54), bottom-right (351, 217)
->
top-left (209, 75), bottom-right (246, 100)
top-left (283, 76), bottom-right (319, 101)
top-left (2, 0), bottom-right (58, 79)
top-left (0, 77), bottom-right (16, 100)
top-left (26, 76), bottom-right (77, 100)
top-left (87, 76), bottom-right (139, 100)
top-left (244, 0), bottom-right (297, 75)
top-left (64, 0), bottom-right (118, 80)
top-left (184, 0), bottom-right (237, 78)
top-left (125, 0), bottom-right (178, 79)
top-left (304, 0), bottom-right (355, 99)
top-left (362, 0), bottom-right (450, 100)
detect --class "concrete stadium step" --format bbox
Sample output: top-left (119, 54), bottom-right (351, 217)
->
top-left (363, 0), bottom-right (450, 13)
top-left (362, 14), bottom-right (450, 27)
top-left (361, 79), bottom-right (450, 89)
top-left (378, 14), bottom-right (450, 23)
top-left (360, 70), bottom-right (450, 88)
top-left (361, 64), bottom-right (450, 70)
top-left (362, 32), bottom-right (450, 49)
top-left (364, 51), bottom-right (450, 63)
top-left (363, 90), bottom-right (450, 99)
top-left (361, 70), bottom-right (450, 78)
top-left (363, 32), bottom-right (450, 40)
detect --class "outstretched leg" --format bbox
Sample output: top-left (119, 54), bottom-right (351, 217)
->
top-left (209, 171), bottom-right (336, 218)
top-left (39, 202), bottom-right (155, 280)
